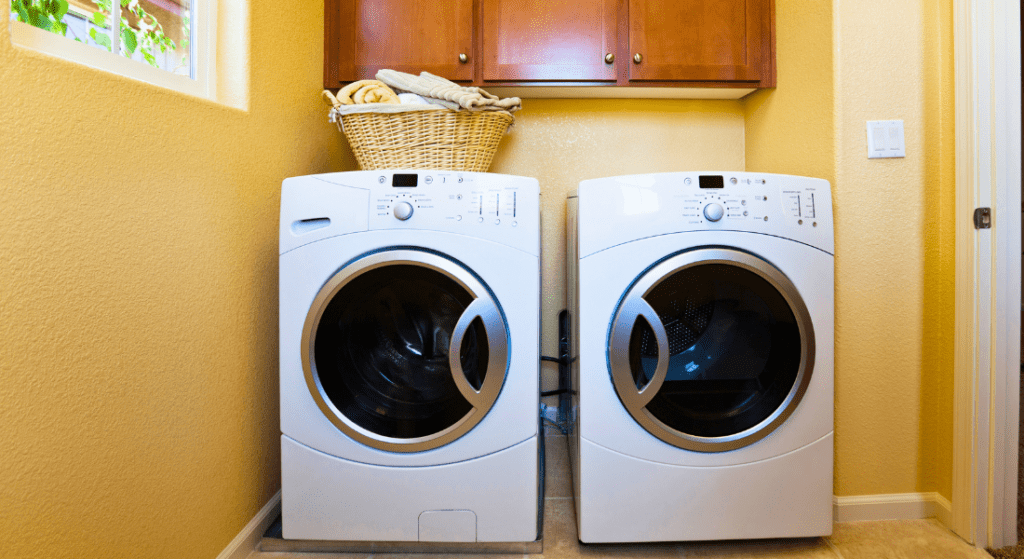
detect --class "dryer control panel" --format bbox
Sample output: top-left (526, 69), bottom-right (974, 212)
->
top-left (280, 171), bottom-right (540, 255)
top-left (574, 172), bottom-right (834, 257)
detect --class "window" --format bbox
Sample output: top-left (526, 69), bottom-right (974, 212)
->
top-left (9, 0), bottom-right (214, 99)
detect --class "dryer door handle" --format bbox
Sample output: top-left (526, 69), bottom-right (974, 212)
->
top-left (449, 297), bottom-right (508, 410)
top-left (609, 296), bottom-right (670, 408)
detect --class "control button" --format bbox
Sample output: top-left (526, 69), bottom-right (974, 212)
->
top-left (684, 178), bottom-right (692, 186)
top-left (494, 219), bottom-right (500, 225)
top-left (798, 219), bottom-right (804, 225)
top-left (458, 177), bottom-right (464, 183)
top-left (703, 203), bottom-right (725, 222)
top-left (741, 200), bottom-right (747, 206)
top-left (512, 221), bottom-right (517, 227)
top-left (478, 217), bottom-right (484, 223)
top-left (743, 211), bottom-right (749, 216)
top-left (393, 202), bottom-right (414, 221)
top-left (730, 177), bottom-right (738, 185)
top-left (378, 176), bottom-right (386, 184)
top-left (456, 194), bottom-right (463, 200)
top-left (456, 215), bottom-right (462, 221)
top-left (425, 176), bottom-right (433, 184)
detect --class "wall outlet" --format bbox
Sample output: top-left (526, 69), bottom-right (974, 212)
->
top-left (867, 120), bottom-right (906, 158)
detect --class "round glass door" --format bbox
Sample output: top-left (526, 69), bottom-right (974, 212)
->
top-left (608, 248), bottom-right (815, 452)
top-left (302, 250), bottom-right (508, 453)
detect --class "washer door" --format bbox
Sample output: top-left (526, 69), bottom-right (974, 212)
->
top-left (608, 248), bottom-right (815, 452)
top-left (302, 249), bottom-right (508, 453)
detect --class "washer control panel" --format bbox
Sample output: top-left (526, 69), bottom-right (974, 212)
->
top-left (369, 171), bottom-right (529, 229)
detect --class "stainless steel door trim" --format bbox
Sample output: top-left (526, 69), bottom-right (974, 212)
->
top-left (607, 248), bottom-right (816, 453)
top-left (608, 296), bottom-right (670, 408)
top-left (301, 249), bottom-right (509, 453)
top-left (448, 297), bottom-right (509, 409)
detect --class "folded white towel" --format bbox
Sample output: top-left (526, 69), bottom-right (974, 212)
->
top-left (398, 93), bottom-right (430, 105)
top-left (376, 70), bottom-right (521, 113)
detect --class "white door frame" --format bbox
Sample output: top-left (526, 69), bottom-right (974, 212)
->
top-left (952, 0), bottom-right (1021, 549)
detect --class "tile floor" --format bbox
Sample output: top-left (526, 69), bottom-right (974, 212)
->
top-left (250, 435), bottom-right (992, 559)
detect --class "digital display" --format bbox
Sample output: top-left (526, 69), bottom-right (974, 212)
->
top-left (393, 174), bottom-right (418, 187)
top-left (699, 175), bottom-right (724, 189)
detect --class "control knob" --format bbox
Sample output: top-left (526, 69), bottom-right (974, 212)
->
top-left (703, 203), bottom-right (724, 222)
top-left (393, 201), bottom-right (414, 221)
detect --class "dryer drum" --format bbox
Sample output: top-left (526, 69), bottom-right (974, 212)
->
top-left (301, 251), bottom-right (510, 453)
top-left (609, 248), bottom-right (815, 452)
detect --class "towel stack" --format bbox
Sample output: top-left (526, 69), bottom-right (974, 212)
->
top-left (376, 70), bottom-right (521, 113)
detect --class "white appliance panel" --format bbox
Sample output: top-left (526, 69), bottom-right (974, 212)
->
top-left (279, 171), bottom-right (540, 544)
top-left (282, 171), bottom-right (539, 256)
top-left (569, 172), bottom-right (835, 543)
top-left (576, 172), bottom-right (833, 257)
top-left (578, 231), bottom-right (834, 467)
top-left (576, 434), bottom-right (833, 542)
top-left (280, 230), bottom-right (539, 467)
top-left (282, 435), bottom-right (538, 542)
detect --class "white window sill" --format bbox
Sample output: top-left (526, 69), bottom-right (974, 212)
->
top-left (9, 19), bottom-right (213, 101)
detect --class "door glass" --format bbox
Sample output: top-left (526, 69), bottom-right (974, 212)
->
top-left (313, 264), bottom-right (489, 439)
top-left (627, 264), bottom-right (801, 437)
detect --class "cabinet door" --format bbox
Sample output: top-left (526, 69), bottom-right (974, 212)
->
top-left (628, 0), bottom-right (773, 84)
top-left (325, 0), bottom-right (474, 88)
top-left (482, 0), bottom-right (617, 82)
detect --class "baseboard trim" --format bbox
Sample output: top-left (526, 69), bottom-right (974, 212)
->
top-left (834, 492), bottom-right (953, 527)
top-left (216, 490), bottom-right (282, 559)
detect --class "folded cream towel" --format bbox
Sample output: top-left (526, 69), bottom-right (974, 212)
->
top-left (335, 79), bottom-right (400, 105)
top-left (376, 70), bottom-right (521, 113)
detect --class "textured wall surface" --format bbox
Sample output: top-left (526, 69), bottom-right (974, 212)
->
top-left (745, 0), bottom-right (834, 182)
top-left (748, 0), bottom-right (955, 500)
top-left (487, 100), bottom-right (746, 392)
top-left (1, 0), bottom-right (957, 556)
top-left (0, 1), bottom-right (351, 558)
top-left (830, 0), bottom-right (956, 498)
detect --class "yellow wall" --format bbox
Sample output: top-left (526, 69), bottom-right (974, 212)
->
top-left (747, 0), bottom-right (954, 499)
top-left (0, 2), bottom-right (351, 558)
top-left (0, 0), bottom-right (956, 556)
top-left (830, 0), bottom-right (955, 498)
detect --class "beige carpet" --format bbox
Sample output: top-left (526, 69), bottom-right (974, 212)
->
top-left (989, 546), bottom-right (1024, 558)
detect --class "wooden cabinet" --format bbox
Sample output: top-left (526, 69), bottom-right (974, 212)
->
top-left (324, 0), bottom-right (475, 88)
top-left (481, 0), bottom-right (617, 83)
top-left (627, 0), bottom-right (774, 85)
top-left (324, 0), bottom-right (774, 91)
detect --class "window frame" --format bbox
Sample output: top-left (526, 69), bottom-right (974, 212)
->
top-left (9, 0), bottom-right (216, 100)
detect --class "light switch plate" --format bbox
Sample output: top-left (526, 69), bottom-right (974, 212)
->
top-left (867, 120), bottom-right (906, 158)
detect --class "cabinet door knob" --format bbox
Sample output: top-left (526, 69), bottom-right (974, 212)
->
top-left (633, 53), bottom-right (643, 64)
top-left (604, 53), bottom-right (615, 64)
top-left (459, 53), bottom-right (469, 64)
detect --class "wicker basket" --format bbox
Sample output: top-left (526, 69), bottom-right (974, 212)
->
top-left (338, 109), bottom-right (513, 172)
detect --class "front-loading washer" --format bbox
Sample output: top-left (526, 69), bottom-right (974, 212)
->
top-left (279, 170), bottom-right (539, 542)
top-left (566, 172), bottom-right (834, 543)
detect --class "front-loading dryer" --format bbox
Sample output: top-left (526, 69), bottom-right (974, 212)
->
top-left (279, 170), bottom-right (539, 542)
top-left (567, 172), bottom-right (834, 543)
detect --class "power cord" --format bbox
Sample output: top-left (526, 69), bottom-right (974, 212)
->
top-left (540, 355), bottom-right (568, 397)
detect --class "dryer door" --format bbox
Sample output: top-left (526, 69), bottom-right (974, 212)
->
top-left (302, 249), bottom-right (508, 453)
top-left (608, 248), bottom-right (814, 452)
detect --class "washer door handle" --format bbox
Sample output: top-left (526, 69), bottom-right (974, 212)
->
top-left (449, 297), bottom-right (508, 409)
top-left (609, 296), bottom-right (670, 408)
